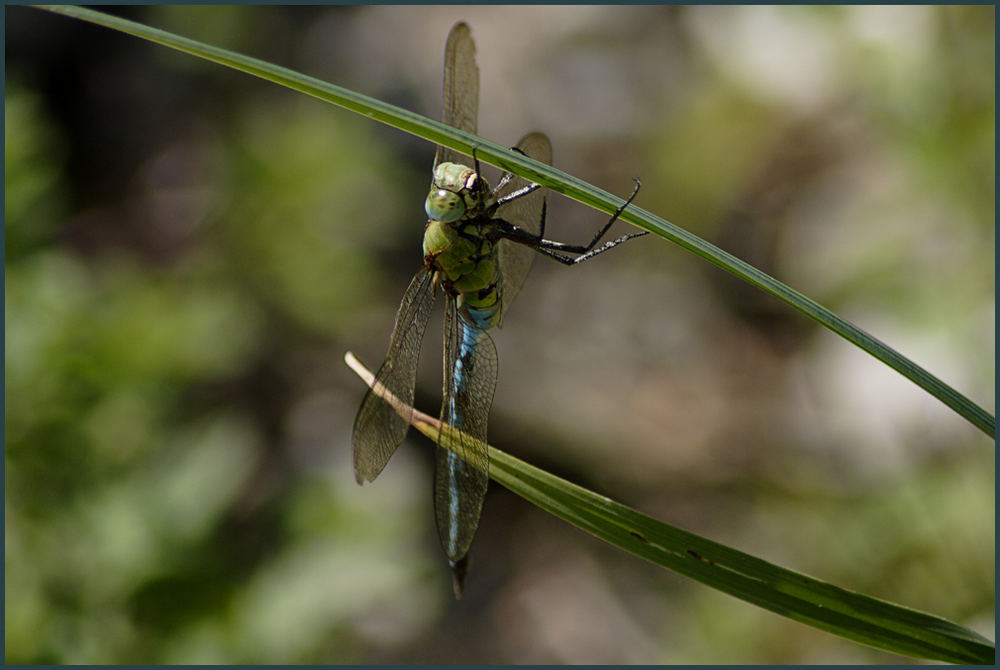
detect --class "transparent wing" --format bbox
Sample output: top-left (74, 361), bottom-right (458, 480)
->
top-left (352, 267), bottom-right (436, 483)
top-left (496, 131), bottom-right (552, 321)
top-left (434, 297), bottom-right (495, 562)
top-left (434, 21), bottom-right (479, 175)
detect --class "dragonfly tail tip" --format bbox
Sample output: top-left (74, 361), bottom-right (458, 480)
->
top-left (449, 554), bottom-right (471, 599)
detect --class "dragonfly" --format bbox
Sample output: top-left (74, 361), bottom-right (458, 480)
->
top-left (352, 21), bottom-right (645, 597)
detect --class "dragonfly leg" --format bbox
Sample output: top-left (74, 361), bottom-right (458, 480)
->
top-left (493, 182), bottom-right (541, 208)
top-left (467, 144), bottom-right (532, 207)
top-left (496, 178), bottom-right (646, 265)
top-left (564, 177), bottom-right (642, 252)
top-left (533, 229), bottom-right (648, 265)
top-left (492, 161), bottom-right (517, 193)
top-left (471, 144), bottom-right (483, 183)
top-left (492, 145), bottom-right (543, 208)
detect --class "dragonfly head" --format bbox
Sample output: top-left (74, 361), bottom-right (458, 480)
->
top-left (425, 187), bottom-right (466, 223)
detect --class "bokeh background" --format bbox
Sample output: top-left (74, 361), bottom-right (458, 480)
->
top-left (5, 4), bottom-right (994, 664)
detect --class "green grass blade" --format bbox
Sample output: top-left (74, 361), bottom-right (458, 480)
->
top-left (488, 445), bottom-right (995, 664)
top-left (344, 352), bottom-right (994, 664)
top-left (37, 5), bottom-right (994, 438)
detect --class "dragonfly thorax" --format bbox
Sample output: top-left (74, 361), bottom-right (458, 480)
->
top-left (423, 207), bottom-right (503, 332)
top-left (424, 161), bottom-right (491, 223)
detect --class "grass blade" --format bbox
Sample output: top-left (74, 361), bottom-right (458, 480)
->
top-left (345, 351), bottom-right (995, 664)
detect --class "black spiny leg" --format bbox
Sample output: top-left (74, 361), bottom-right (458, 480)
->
top-left (497, 178), bottom-right (647, 265)
top-left (484, 144), bottom-right (543, 210)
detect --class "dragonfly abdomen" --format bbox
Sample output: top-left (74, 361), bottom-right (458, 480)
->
top-left (438, 316), bottom-right (494, 564)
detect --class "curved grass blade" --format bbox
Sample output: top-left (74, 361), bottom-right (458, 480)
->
top-left (487, 445), bottom-right (995, 665)
top-left (37, 5), bottom-right (994, 438)
top-left (345, 351), bottom-right (995, 664)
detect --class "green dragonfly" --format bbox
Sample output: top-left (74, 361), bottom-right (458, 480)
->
top-left (352, 22), bottom-right (645, 596)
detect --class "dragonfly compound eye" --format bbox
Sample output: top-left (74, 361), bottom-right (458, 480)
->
top-left (425, 188), bottom-right (466, 223)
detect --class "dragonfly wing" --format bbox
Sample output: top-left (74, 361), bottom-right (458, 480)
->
top-left (496, 132), bottom-right (552, 321)
top-left (352, 267), bottom-right (436, 483)
top-left (435, 297), bottom-right (496, 563)
top-left (434, 21), bottom-right (479, 174)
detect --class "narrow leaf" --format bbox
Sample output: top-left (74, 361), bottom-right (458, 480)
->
top-left (345, 352), bottom-right (995, 664)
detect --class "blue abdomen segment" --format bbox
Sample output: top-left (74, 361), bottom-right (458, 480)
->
top-left (434, 303), bottom-right (497, 564)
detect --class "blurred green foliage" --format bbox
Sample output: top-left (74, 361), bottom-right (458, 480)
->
top-left (6, 45), bottom-right (436, 662)
top-left (5, 5), bottom-right (993, 664)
